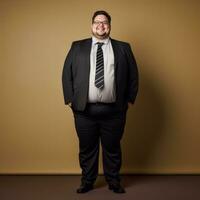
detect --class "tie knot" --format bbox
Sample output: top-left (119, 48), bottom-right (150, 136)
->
top-left (96, 42), bottom-right (104, 47)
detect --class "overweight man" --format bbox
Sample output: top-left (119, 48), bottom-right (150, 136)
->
top-left (62, 10), bottom-right (138, 193)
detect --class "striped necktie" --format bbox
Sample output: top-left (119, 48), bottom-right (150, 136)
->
top-left (95, 42), bottom-right (104, 89)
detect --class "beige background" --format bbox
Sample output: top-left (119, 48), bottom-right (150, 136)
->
top-left (0, 0), bottom-right (200, 174)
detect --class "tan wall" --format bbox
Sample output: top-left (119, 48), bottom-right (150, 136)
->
top-left (0, 0), bottom-right (200, 174)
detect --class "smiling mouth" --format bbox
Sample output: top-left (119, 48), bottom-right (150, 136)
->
top-left (97, 32), bottom-right (107, 36)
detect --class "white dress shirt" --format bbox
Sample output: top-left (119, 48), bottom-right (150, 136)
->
top-left (88, 36), bottom-right (116, 103)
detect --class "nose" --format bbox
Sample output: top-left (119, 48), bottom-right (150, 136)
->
top-left (98, 23), bottom-right (104, 27)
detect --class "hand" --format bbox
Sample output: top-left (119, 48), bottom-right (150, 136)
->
top-left (68, 102), bottom-right (72, 107)
top-left (128, 102), bottom-right (133, 108)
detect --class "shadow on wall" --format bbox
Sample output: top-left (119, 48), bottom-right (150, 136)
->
top-left (122, 69), bottom-right (168, 173)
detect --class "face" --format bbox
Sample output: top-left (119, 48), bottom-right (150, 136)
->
top-left (91, 14), bottom-right (111, 40)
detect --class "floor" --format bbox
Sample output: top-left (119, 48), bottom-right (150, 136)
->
top-left (0, 175), bottom-right (200, 200)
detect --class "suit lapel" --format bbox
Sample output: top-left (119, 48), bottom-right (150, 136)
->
top-left (81, 38), bottom-right (119, 79)
top-left (81, 38), bottom-right (92, 79)
top-left (79, 38), bottom-right (92, 85)
top-left (82, 37), bottom-right (119, 68)
top-left (110, 38), bottom-right (119, 68)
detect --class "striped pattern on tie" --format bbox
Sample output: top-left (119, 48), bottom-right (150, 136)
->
top-left (95, 42), bottom-right (104, 89)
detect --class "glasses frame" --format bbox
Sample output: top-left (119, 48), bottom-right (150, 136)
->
top-left (93, 21), bottom-right (110, 26)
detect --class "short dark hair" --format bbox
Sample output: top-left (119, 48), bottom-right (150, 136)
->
top-left (92, 10), bottom-right (111, 24)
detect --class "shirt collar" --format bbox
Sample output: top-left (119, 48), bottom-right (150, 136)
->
top-left (92, 36), bottom-right (110, 45)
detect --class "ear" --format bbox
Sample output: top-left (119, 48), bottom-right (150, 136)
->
top-left (108, 24), bottom-right (111, 31)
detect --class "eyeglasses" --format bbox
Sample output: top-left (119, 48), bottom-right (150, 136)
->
top-left (93, 21), bottom-right (110, 26)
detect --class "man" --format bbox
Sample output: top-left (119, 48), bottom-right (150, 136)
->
top-left (62, 10), bottom-right (138, 193)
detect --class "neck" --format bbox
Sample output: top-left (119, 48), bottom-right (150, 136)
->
top-left (93, 35), bottom-right (109, 41)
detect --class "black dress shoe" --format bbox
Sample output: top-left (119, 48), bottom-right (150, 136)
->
top-left (108, 183), bottom-right (126, 193)
top-left (76, 183), bottom-right (93, 193)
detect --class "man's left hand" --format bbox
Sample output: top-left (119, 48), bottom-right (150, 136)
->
top-left (128, 102), bottom-right (133, 108)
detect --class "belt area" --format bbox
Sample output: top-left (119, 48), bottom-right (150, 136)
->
top-left (87, 102), bottom-right (116, 106)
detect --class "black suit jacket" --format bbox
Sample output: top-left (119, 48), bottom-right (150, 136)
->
top-left (62, 37), bottom-right (138, 111)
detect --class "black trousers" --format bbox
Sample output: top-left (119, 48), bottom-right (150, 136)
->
top-left (72, 103), bottom-right (127, 185)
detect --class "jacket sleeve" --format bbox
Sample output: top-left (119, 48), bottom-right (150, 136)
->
top-left (62, 42), bottom-right (75, 105)
top-left (125, 43), bottom-right (139, 104)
